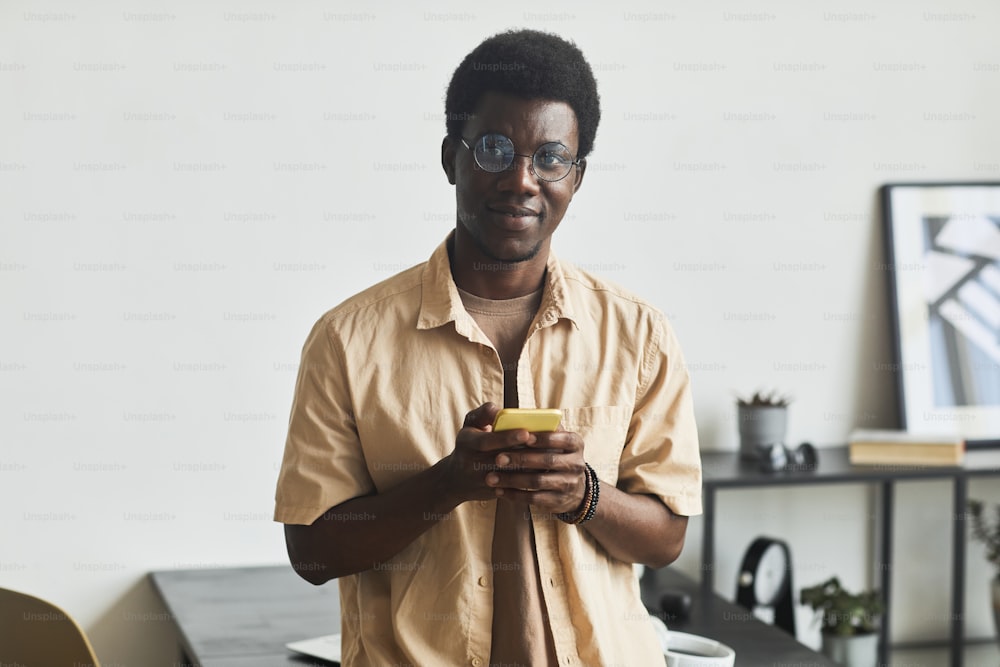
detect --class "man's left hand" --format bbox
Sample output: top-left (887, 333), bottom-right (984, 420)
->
top-left (484, 430), bottom-right (587, 515)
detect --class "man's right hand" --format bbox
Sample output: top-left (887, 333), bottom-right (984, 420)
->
top-left (443, 402), bottom-right (535, 502)
top-left (287, 401), bottom-right (534, 583)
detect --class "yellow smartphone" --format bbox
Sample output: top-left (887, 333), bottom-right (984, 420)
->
top-left (492, 408), bottom-right (562, 432)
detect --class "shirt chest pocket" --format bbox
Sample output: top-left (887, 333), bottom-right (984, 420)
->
top-left (559, 406), bottom-right (632, 486)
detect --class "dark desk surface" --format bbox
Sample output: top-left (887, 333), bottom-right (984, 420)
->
top-left (150, 566), bottom-right (340, 666)
top-left (701, 444), bottom-right (1000, 487)
top-left (639, 567), bottom-right (838, 666)
top-left (151, 564), bottom-right (836, 667)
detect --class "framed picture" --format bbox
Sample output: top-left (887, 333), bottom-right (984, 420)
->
top-left (881, 182), bottom-right (1000, 447)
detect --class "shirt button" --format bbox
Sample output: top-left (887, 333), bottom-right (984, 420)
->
top-left (472, 659), bottom-right (482, 667)
top-left (563, 656), bottom-right (574, 665)
top-left (479, 501), bottom-right (489, 508)
top-left (478, 576), bottom-right (488, 587)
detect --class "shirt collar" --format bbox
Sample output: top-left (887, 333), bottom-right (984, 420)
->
top-left (417, 232), bottom-right (578, 331)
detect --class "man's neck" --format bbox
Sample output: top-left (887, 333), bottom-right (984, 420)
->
top-left (449, 231), bottom-right (549, 300)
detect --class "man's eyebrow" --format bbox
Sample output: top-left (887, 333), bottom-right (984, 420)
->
top-left (476, 130), bottom-right (571, 145)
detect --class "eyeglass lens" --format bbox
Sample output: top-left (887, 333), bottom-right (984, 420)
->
top-left (472, 133), bottom-right (575, 182)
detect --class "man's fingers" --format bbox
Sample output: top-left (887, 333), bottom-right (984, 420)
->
top-left (494, 489), bottom-right (570, 515)
top-left (469, 428), bottom-right (533, 452)
top-left (488, 470), bottom-right (580, 494)
top-left (457, 425), bottom-right (534, 454)
top-left (495, 450), bottom-right (567, 471)
top-left (463, 401), bottom-right (501, 429)
top-left (525, 431), bottom-right (582, 452)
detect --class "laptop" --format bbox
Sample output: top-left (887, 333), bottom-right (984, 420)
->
top-left (286, 633), bottom-right (341, 664)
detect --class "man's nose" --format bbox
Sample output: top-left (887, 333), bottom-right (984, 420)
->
top-left (496, 154), bottom-right (541, 194)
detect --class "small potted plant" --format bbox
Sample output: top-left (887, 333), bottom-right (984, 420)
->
top-left (736, 390), bottom-right (792, 460)
top-left (800, 577), bottom-right (883, 667)
top-left (969, 499), bottom-right (1000, 642)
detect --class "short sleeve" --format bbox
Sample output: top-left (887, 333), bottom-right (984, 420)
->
top-left (618, 313), bottom-right (703, 516)
top-left (273, 315), bottom-right (375, 525)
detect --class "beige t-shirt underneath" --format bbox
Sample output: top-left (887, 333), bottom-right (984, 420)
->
top-left (459, 286), bottom-right (558, 667)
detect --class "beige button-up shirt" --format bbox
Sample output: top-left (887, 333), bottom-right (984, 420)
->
top-left (274, 235), bottom-right (702, 666)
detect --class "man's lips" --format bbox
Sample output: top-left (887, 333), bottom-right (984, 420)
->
top-left (487, 204), bottom-right (540, 217)
top-left (486, 204), bottom-right (540, 231)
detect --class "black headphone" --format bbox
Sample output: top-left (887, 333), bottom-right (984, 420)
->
top-left (757, 441), bottom-right (818, 473)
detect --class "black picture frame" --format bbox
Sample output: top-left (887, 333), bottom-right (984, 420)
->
top-left (880, 182), bottom-right (1000, 449)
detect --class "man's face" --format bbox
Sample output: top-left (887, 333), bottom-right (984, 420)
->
top-left (443, 92), bottom-right (586, 264)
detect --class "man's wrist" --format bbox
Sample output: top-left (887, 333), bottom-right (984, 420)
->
top-left (556, 463), bottom-right (599, 525)
top-left (428, 457), bottom-right (465, 514)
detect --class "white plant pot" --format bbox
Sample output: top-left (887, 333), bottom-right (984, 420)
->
top-left (820, 632), bottom-right (878, 667)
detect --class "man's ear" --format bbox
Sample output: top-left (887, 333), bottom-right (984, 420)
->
top-left (441, 136), bottom-right (457, 185)
top-left (571, 158), bottom-right (587, 194)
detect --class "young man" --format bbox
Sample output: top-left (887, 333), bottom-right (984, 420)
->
top-left (274, 29), bottom-right (702, 666)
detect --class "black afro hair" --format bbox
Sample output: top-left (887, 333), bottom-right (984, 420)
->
top-left (444, 29), bottom-right (601, 160)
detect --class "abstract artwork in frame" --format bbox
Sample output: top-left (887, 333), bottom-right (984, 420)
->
top-left (881, 182), bottom-right (1000, 448)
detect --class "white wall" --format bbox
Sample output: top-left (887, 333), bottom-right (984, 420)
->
top-left (2, 0), bottom-right (999, 663)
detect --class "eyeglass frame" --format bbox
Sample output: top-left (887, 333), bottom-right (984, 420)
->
top-left (458, 133), bottom-right (582, 183)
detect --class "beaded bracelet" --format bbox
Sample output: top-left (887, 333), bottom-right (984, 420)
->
top-left (578, 464), bottom-right (600, 524)
top-left (557, 463), bottom-right (600, 525)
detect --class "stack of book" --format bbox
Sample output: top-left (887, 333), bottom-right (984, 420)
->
top-left (848, 429), bottom-right (965, 466)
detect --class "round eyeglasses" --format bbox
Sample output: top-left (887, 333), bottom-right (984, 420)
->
top-left (460, 133), bottom-right (580, 183)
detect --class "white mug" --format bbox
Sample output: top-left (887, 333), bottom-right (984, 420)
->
top-left (663, 631), bottom-right (736, 667)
